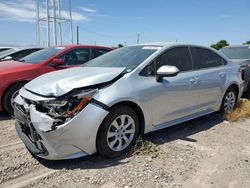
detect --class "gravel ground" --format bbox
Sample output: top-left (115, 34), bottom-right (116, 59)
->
top-left (0, 112), bottom-right (249, 188)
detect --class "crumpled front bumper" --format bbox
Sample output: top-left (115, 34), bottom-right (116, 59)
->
top-left (14, 94), bottom-right (109, 160)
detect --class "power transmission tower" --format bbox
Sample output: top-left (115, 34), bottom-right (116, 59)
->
top-left (35, 0), bottom-right (74, 47)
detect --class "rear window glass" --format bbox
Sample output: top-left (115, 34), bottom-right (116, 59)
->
top-left (191, 47), bottom-right (224, 69)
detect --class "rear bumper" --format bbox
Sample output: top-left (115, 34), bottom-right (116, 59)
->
top-left (14, 96), bottom-right (109, 160)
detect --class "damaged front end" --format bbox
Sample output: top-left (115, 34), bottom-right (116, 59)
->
top-left (30, 89), bottom-right (98, 132)
top-left (15, 88), bottom-right (98, 132)
top-left (14, 87), bottom-right (107, 159)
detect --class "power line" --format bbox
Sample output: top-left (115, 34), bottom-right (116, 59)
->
top-left (78, 26), bottom-right (136, 39)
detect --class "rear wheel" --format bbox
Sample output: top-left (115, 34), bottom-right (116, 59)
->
top-left (220, 87), bottom-right (237, 113)
top-left (3, 83), bottom-right (25, 115)
top-left (97, 105), bottom-right (139, 158)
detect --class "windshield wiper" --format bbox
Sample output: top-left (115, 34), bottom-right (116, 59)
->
top-left (19, 59), bottom-right (26, 62)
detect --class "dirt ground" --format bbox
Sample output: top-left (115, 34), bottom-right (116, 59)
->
top-left (0, 112), bottom-right (249, 188)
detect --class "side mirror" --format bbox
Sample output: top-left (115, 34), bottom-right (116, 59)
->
top-left (3, 56), bottom-right (13, 61)
top-left (156, 65), bottom-right (179, 82)
top-left (50, 59), bottom-right (64, 67)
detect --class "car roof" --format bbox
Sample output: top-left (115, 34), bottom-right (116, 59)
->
top-left (54, 44), bottom-right (113, 50)
top-left (131, 42), bottom-right (215, 50)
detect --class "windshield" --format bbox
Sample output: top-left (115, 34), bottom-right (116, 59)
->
top-left (84, 45), bottom-right (160, 72)
top-left (21, 47), bottom-right (65, 64)
top-left (220, 46), bottom-right (250, 60)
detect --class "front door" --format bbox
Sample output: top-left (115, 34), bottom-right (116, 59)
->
top-left (150, 47), bottom-right (200, 126)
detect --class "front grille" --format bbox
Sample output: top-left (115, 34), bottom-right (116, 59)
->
top-left (15, 103), bottom-right (25, 114)
top-left (20, 122), bottom-right (30, 136)
top-left (15, 103), bottom-right (48, 155)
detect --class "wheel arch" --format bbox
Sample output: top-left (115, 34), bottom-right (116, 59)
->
top-left (225, 83), bottom-right (240, 99)
top-left (1, 81), bottom-right (28, 111)
top-left (99, 100), bottom-right (146, 136)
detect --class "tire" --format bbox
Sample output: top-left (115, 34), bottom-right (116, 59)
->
top-left (97, 105), bottom-right (139, 158)
top-left (3, 83), bottom-right (25, 115)
top-left (220, 87), bottom-right (237, 113)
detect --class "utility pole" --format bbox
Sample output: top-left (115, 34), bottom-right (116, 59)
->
top-left (69, 0), bottom-right (73, 44)
top-left (36, 0), bottom-right (40, 46)
top-left (76, 26), bottom-right (79, 44)
top-left (57, 0), bottom-right (62, 45)
top-left (137, 33), bottom-right (140, 44)
top-left (46, 0), bottom-right (50, 47)
top-left (52, 0), bottom-right (57, 46)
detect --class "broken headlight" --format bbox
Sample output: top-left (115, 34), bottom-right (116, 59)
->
top-left (41, 89), bottom-right (97, 119)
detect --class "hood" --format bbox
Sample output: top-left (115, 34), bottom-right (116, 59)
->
top-left (24, 67), bottom-right (125, 97)
top-left (231, 59), bottom-right (250, 66)
top-left (0, 60), bottom-right (32, 72)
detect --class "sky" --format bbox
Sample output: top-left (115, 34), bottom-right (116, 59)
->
top-left (0, 0), bottom-right (249, 47)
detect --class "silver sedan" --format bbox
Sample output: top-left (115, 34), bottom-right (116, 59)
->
top-left (14, 43), bottom-right (244, 160)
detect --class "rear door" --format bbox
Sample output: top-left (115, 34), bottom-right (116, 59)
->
top-left (190, 47), bottom-right (227, 111)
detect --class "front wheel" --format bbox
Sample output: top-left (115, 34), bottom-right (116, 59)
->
top-left (220, 87), bottom-right (237, 113)
top-left (96, 105), bottom-right (139, 158)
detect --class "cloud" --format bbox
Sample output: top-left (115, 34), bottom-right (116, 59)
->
top-left (0, 0), bottom-right (88, 23)
top-left (79, 7), bottom-right (97, 13)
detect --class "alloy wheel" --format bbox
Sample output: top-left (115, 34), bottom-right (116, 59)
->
top-left (224, 91), bottom-right (236, 112)
top-left (107, 114), bottom-right (135, 152)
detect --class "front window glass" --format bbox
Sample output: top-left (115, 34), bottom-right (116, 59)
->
top-left (21, 47), bottom-right (65, 64)
top-left (156, 47), bottom-right (193, 72)
top-left (84, 45), bottom-right (160, 72)
top-left (220, 47), bottom-right (250, 60)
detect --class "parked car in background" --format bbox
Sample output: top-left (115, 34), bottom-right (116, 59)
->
top-left (0, 47), bottom-right (14, 53)
top-left (220, 45), bottom-right (250, 98)
top-left (0, 47), bottom-right (43, 62)
top-left (0, 45), bottom-right (112, 114)
top-left (14, 43), bottom-right (243, 160)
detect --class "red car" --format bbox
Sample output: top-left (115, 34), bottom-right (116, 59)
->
top-left (0, 45), bottom-right (112, 114)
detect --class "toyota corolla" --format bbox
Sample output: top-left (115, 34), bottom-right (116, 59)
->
top-left (14, 43), bottom-right (244, 160)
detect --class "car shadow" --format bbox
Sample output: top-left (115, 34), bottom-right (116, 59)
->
top-left (0, 112), bottom-right (12, 121)
top-left (39, 113), bottom-right (224, 170)
top-left (144, 113), bottom-right (224, 145)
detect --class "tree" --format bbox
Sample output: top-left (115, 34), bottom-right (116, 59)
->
top-left (118, 44), bottom-right (124, 48)
top-left (211, 40), bottom-right (229, 50)
top-left (243, 41), bottom-right (250, 45)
